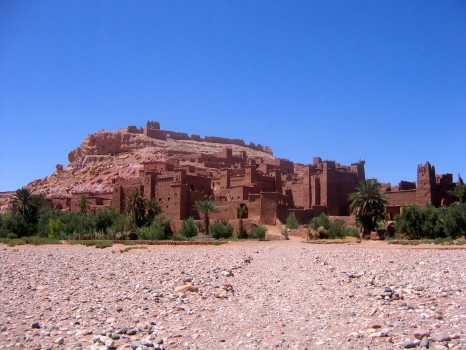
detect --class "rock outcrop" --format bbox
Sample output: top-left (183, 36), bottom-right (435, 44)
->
top-left (21, 124), bottom-right (275, 201)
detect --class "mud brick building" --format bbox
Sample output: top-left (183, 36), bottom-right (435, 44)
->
top-left (382, 162), bottom-right (456, 219)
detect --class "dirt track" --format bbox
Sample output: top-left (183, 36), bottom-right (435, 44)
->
top-left (0, 239), bottom-right (464, 349)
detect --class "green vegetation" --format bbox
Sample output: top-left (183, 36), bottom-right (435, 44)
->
top-left (210, 220), bottom-right (233, 240)
top-left (145, 198), bottom-right (162, 224)
top-left (395, 203), bottom-right (466, 239)
top-left (79, 196), bottom-right (89, 213)
top-left (0, 236), bottom-right (61, 247)
top-left (178, 217), bottom-right (198, 238)
top-left (194, 200), bottom-right (220, 235)
top-left (348, 179), bottom-right (387, 238)
top-left (250, 225), bottom-right (267, 240)
top-left (137, 215), bottom-right (173, 240)
top-left (125, 191), bottom-right (146, 227)
top-left (448, 182), bottom-right (466, 204)
top-left (309, 213), bottom-right (359, 239)
top-left (68, 240), bottom-right (113, 248)
top-left (285, 212), bottom-right (299, 230)
top-left (120, 246), bottom-right (147, 253)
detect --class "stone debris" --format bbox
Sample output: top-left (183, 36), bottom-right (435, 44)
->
top-left (0, 240), bottom-right (464, 349)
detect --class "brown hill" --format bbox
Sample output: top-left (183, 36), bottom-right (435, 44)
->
top-left (24, 124), bottom-right (276, 200)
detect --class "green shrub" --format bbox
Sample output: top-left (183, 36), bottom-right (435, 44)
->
top-left (95, 207), bottom-right (118, 234)
top-left (137, 215), bottom-right (173, 240)
top-left (310, 214), bottom-right (359, 239)
top-left (178, 217), bottom-right (197, 238)
top-left (68, 240), bottom-right (113, 248)
top-left (210, 220), bottom-right (233, 240)
top-left (120, 246), bottom-right (147, 253)
top-left (94, 240), bottom-right (113, 249)
top-left (395, 205), bottom-right (423, 239)
top-left (0, 236), bottom-right (61, 246)
top-left (442, 203), bottom-right (466, 238)
top-left (107, 214), bottom-right (131, 235)
top-left (48, 219), bottom-right (62, 239)
top-left (310, 213), bottom-right (331, 231)
top-left (250, 225), bottom-right (267, 240)
top-left (286, 213), bottom-right (299, 230)
top-left (0, 213), bottom-right (31, 238)
top-left (396, 203), bottom-right (466, 239)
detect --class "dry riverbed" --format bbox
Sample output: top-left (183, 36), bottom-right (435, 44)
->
top-left (0, 239), bottom-right (465, 349)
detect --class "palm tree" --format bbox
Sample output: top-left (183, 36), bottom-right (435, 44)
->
top-left (10, 188), bottom-right (45, 223)
top-left (126, 191), bottom-right (146, 227)
top-left (194, 200), bottom-right (220, 235)
top-left (448, 183), bottom-right (466, 204)
top-left (146, 198), bottom-right (162, 224)
top-left (236, 204), bottom-right (248, 239)
top-left (348, 179), bottom-right (387, 238)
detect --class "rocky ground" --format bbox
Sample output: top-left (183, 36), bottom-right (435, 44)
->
top-left (0, 239), bottom-right (465, 350)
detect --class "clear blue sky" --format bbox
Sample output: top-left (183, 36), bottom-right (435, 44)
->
top-left (1, 1), bottom-right (465, 191)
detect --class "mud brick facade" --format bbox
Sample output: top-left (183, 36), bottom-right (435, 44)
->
top-left (54, 121), bottom-right (461, 225)
top-left (382, 162), bottom-right (456, 219)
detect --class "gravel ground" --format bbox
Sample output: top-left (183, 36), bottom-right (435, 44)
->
top-left (0, 239), bottom-right (465, 350)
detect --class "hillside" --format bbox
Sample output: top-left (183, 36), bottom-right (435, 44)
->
top-left (22, 125), bottom-right (276, 200)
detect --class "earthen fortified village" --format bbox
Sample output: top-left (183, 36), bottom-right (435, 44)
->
top-left (47, 121), bottom-right (458, 227)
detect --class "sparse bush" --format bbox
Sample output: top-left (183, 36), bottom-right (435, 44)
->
top-left (0, 236), bottom-right (61, 246)
top-left (68, 240), bottom-right (113, 248)
top-left (286, 213), bottom-right (299, 230)
top-left (282, 227), bottom-right (289, 240)
top-left (250, 225), bottom-right (267, 240)
top-left (120, 246), bottom-right (147, 253)
top-left (195, 221), bottom-right (204, 233)
top-left (178, 217), bottom-right (197, 238)
top-left (210, 220), bottom-right (233, 240)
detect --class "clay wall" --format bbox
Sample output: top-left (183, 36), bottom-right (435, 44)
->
top-left (325, 170), bottom-right (360, 215)
top-left (384, 190), bottom-right (417, 207)
top-left (287, 182), bottom-right (311, 208)
top-left (50, 197), bottom-right (71, 211)
top-left (186, 174), bottom-right (212, 195)
top-left (144, 128), bottom-right (167, 140)
top-left (350, 162), bottom-right (366, 183)
top-left (88, 133), bottom-right (122, 155)
top-left (398, 181), bottom-right (416, 191)
top-left (264, 158), bottom-right (294, 174)
top-left (416, 162), bottom-right (436, 207)
top-left (258, 192), bottom-right (281, 225)
top-left (247, 194), bottom-right (262, 221)
top-left (155, 182), bottom-right (188, 220)
top-left (112, 178), bottom-right (143, 212)
top-left (127, 126), bottom-right (143, 134)
top-left (204, 136), bottom-right (246, 147)
top-left (142, 162), bottom-right (175, 174)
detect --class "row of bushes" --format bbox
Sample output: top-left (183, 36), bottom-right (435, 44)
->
top-left (395, 203), bottom-right (466, 239)
top-left (0, 209), bottom-right (268, 241)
